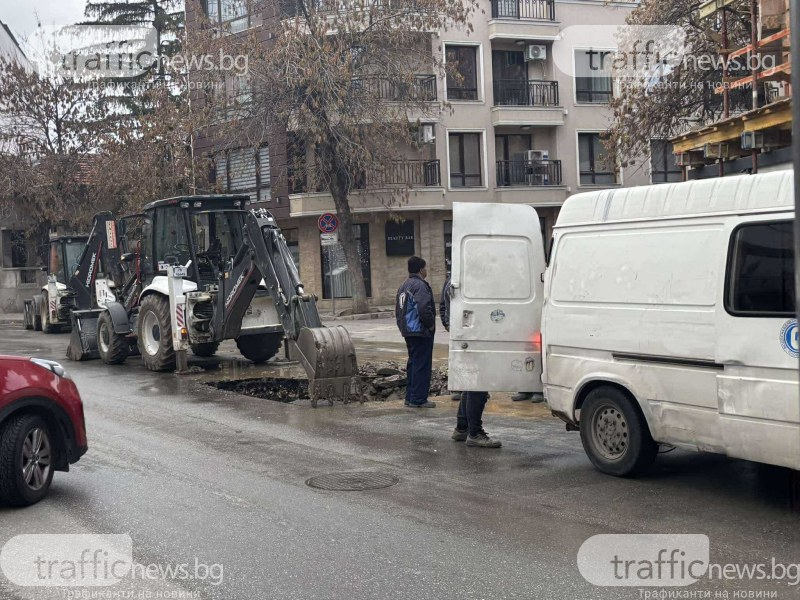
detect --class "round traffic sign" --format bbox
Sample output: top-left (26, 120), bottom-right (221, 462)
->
top-left (318, 213), bottom-right (339, 233)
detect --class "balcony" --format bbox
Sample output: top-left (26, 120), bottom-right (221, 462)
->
top-left (490, 81), bottom-right (564, 126)
top-left (488, 0), bottom-right (559, 40)
top-left (289, 160), bottom-right (444, 215)
top-left (290, 159), bottom-right (441, 194)
top-left (494, 79), bottom-right (558, 107)
top-left (496, 159), bottom-right (562, 187)
top-left (494, 159), bottom-right (567, 206)
top-left (491, 0), bottom-right (555, 20)
top-left (351, 75), bottom-right (437, 102)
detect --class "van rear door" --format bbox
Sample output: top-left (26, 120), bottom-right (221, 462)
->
top-left (448, 203), bottom-right (546, 392)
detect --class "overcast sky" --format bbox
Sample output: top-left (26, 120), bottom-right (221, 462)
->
top-left (1, 0), bottom-right (87, 45)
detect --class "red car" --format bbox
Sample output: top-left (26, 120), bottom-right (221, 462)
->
top-left (0, 356), bottom-right (87, 506)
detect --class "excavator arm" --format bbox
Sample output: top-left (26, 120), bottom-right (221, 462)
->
top-left (215, 208), bottom-right (360, 403)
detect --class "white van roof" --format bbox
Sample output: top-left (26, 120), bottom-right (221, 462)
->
top-left (556, 170), bottom-right (794, 228)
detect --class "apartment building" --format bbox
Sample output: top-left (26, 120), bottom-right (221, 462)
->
top-left (672, 0), bottom-right (792, 179)
top-left (191, 0), bottom-right (651, 310)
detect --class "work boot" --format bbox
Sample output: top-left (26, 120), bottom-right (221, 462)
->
top-left (451, 392), bottom-right (462, 401)
top-left (466, 431), bottom-right (502, 448)
top-left (409, 401), bottom-right (437, 408)
top-left (512, 392), bottom-right (533, 402)
top-left (451, 428), bottom-right (468, 441)
top-left (530, 393), bottom-right (545, 404)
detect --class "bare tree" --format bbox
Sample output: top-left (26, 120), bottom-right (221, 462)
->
top-left (229, 0), bottom-right (478, 313)
top-left (0, 57), bottom-right (111, 231)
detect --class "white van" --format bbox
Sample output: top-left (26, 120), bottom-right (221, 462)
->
top-left (449, 171), bottom-right (799, 477)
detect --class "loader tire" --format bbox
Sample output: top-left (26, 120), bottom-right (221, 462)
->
top-left (137, 294), bottom-right (175, 372)
top-left (190, 342), bottom-right (220, 358)
top-left (33, 306), bottom-right (42, 332)
top-left (41, 293), bottom-right (58, 334)
top-left (97, 311), bottom-right (128, 365)
top-left (236, 333), bottom-right (284, 364)
top-left (23, 302), bottom-right (33, 330)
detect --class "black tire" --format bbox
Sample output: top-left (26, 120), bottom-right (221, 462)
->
top-left (236, 333), bottom-right (284, 363)
top-left (41, 293), bottom-right (57, 334)
top-left (579, 386), bottom-right (658, 477)
top-left (97, 311), bottom-right (128, 365)
top-left (0, 414), bottom-right (55, 506)
top-left (137, 294), bottom-right (175, 372)
top-left (190, 342), bottom-right (220, 358)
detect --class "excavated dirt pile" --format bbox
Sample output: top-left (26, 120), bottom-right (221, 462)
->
top-left (207, 361), bottom-right (449, 403)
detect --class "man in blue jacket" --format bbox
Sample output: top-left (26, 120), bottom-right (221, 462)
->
top-left (396, 256), bottom-right (436, 408)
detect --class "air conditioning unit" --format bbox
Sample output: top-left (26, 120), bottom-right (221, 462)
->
top-left (703, 143), bottom-right (729, 159)
top-left (675, 151), bottom-right (705, 167)
top-left (764, 81), bottom-right (788, 103)
top-left (741, 130), bottom-right (789, 151)
top-left (525, 44), bottom-right (547, 62)
top-left (419, 124), bottom-right (435, 144)
top-left (525, 149), bottom-right (549, 162)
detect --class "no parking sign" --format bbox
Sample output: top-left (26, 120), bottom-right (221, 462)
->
top-left (318, 213), bottom-right (339, 234)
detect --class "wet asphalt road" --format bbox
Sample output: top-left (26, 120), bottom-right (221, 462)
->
top-left (0, 323), bottom-right (798, 600)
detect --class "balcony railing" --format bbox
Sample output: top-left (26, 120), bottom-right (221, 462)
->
top-left (351, 75), bottom-right (437, 101)
top-left (290, 159), bottom-right (441, 193)
top-left (490, 0), bottom-right (556, 21)
top-left (281, 0), bottom-right (433, 17)
top-left (493, 79), bottom-right (559, 106)
top-left (496, 159), bottom-right (562, 187)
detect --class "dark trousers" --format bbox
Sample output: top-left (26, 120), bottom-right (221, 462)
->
top-left (457, 392), bottom-right (489, 436)
top-left (404, 335), bottom-right (434, 405)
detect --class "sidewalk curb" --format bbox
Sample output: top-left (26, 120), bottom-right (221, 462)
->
top-left (327, 311), bottom-right (394, 322)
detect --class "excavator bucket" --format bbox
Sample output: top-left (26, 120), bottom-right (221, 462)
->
top-left (66, 309), bottom-right (102, 361)
top-left (292, 325), bottom-right (361, 406)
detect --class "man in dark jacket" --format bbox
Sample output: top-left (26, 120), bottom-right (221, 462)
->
top-left (396, 256), bottom-right (436, 408)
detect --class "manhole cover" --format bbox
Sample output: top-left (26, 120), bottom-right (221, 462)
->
top-left (306, 472), bottom-right (399, 491)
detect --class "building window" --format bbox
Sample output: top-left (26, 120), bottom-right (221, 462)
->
top-left (321, 224), bottom-right (371, 299)
top-left (444, 220), bottom-right (452, 277)
top-left (2, 230), bottom-right (29, 268)
top-left (205, 0), bottom-right (251, 32)
top-left (449, 132), bottom-right (482, 188)
top-left (284, 228), bottom-right (300, 277)
top-left (578, 133), bottom-right (616, 185)
top-left (214, 146), bottom-right (270, 202)
top-left (726, 221), bottom-right (794, 317)
top-left (575, 49), bottom-right (613, 104)
top-left (446, 45), bottom-right (479, 101)
top-left (650, 140), bottom-right (682, 183)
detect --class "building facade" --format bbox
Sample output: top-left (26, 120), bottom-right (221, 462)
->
top-left (671, 0), bottom-right (792, 179)
top-left (191, 0), bottom-right (654, 310)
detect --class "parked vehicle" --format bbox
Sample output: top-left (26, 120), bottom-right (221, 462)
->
top-left (449, 170), bottom-right (799, 476)
top-left (23, 235), bottom-right (88, 333)
top-left (0, 355), bottom-right (87, 506)
top-left (69, 195), bottom-right (359, 404)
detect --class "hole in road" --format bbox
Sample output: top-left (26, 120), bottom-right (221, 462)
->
top-left (206, 377), bottom-right (309, 402)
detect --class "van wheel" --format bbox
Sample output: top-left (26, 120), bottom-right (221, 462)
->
top-left (41, 293), bottom-right (57, 334)
top-left (190, 342), bottom-right (220, 358)
top-left (137, 295), bottom-right (175, 372)
top-left (97, 312), bottom-right (128, 365)
top-left (0, 414), bottom-right (55, 506)
top-left (579, 386), bottom-right (657, 477)
top-left (236, 333), bottom-right (283, 363)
